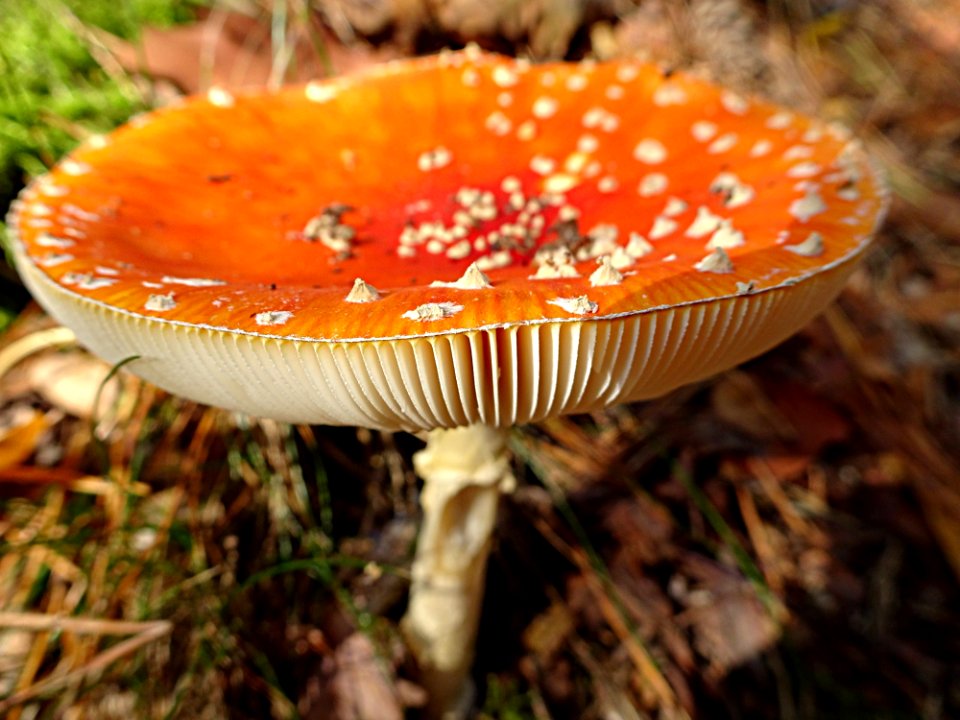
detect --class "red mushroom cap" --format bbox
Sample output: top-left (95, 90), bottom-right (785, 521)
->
top-left (8, 50), bottom-right (888, 429)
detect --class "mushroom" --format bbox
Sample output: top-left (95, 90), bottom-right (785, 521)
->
top-left (6, 50), bottom-right (888, 718)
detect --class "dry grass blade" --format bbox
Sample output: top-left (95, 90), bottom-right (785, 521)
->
top-left (0, 613), bottom-right (172, 712)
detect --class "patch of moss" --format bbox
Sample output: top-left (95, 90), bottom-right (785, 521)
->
top-left (0, 0), bottom-right (198, 323)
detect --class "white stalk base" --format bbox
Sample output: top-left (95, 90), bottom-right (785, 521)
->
top-left (402, 424), bottom-right (513, 720)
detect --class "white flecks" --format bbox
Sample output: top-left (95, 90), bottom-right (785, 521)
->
top-left (616, 65), bottom-right (639, 83)
top-left (95, 266), bottom-right (120, 276)
top-left (60, 160), bottom-right (91, 176)
top-left (485, 110), bottom-right (512, 136)
top-left (577, 134), bottom-right (599, 153)
top-left (540, 71), bottom-right (556, 87)
top-left (461, 67), bottom-right (480, 87)
top-left (475, 251), bottom-right (512, 271)
top-left (27, 204), bottom-right (53, 217)
top-left (598, 176), bottom-right (619, 193)
top-left (589, 256), bottom-right (624, 287)
top-left (345, 278), bottom-right (381, 303)
top-left (145, 293), bottom-right (176, 311)
top-left (86, 134), bottom-right (109, 150)
top-left (207, 86), bottom-right (235, 107)
top-left (638, 173), bottom-right (669, 197)
top-left (583, 225), bottom-right (619, 259)
top-left (142, 281), bottom-right (164, 289)
top-left (397, 245), bottom-right (417, 258)
top-left (582, 107), bottom-right (619, 132)
top-left (532, 248), bottom-right (579, 279)
top-left (633, 138), bottom-right (668, 164)
top-left (663, 197), bottom-right (688, 217)
top-left (789, 188), bottom-right (828, 222)
top-left (35, 233), bottom-right (74, 249)
top-left (38, 253), bottom-right (74, 267)
top-left (446, 240), bottom-right (472, 260)
top-left (61, 227), bottom-right (86, 239)
top-left (766, 112), bottom-right (793, 129)
top-left (610, 247), bottom-right (635, 269)
top-left (563, 152), bottom-right (588, 174)
top-left (749, 139), bottom-right (773, 157)
top-left (532, 96), bottom-right (559, 119)
top-left (705, 219), bottom-right (745, 250)
top-left (802, 127), bottom-right (824, 143)
top-left (605, 84), bottom-right (625, 100)
top-left (662, 253), bottom-right (677, 262)
top-left (497, 91), bottom-right (513, 107)
top-left (402, 302), bottom-right (464, 322)
top-left (710, 172), bottom-right (755, 208)
top-left (584, 161), bottom-right (602, 178)
top-left (649, 216), bottom-right (678, 240)
top-left (531, 262), bottom-right (576, 280)
top-left (161, 276), bottom-right (226, 287)
top-left (516, 120), bottom-right (537, 142)
top-left (695, 247), bottom-right (735, 274)
top-left (549, 295), bottom-right (598, 315)
top-left (837, 185), bottom-right (861, 201)
top-left (544, 173), bottom-right (578, 193)
top-left (25, 218), bottom-right (53, 228)
top-left (432, 262), bottom-right (492, 290)
top-left (784, 144), bottom-right (814, 160)
top-left (530, 155), bottom-right (556, 176)
top-left (61, 272), bottom-right (90, 285)
top-left (653, 83), bottom-right (687, 106)
top-left (61, 203), bottom-right (101, 222)
top-left (418, 146), bottom-right (453, 172)
top-left (721, 90), bottom-right (749, 115)
top-left (500, 176), bottom-right (522, 193)
top-left (784, 231), bottom-right (824, 257)
top-left (692, 121), bottom-right (718, 142)
top-left (426, 239), bottom-right (445, 255)
top-left (492, 65), bottom-right (519, 88)
top-left (340, 149), bottom-right (357, 171)
top-left (625, 232), bottom-right (654, 258)
top-left (708, 133), bottom-right (738, 154)
top-left (255, 310), bottom-right (294, 326)
top-left (37, 181), bottom-right (68, 197)
top-left (76, 275), bottom-right (116, 290)
top-left (736, 280), bottom-right (756, 293)
top-left (685, 206), bottom-right (724, 237)
top-left (565, 74), bottom-right (588, 91)
top-left (787, 161), bottom-right (822, 179)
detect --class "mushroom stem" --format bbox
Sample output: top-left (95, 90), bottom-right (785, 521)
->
top-left (403, 424), bottom-right (514, 719)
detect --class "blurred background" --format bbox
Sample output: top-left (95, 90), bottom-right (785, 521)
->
top-left (1, 1), bottom-right (958, 718)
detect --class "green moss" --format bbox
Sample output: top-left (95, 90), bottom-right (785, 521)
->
top-left (0, 0), bottom-right (198, 201)
top-left (0, 0), bottom-right (198, 321)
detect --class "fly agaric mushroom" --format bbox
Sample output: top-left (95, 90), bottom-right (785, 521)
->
top-left (6, 49), bottom-right (887, 718)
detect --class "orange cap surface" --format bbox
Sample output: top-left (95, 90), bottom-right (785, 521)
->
top-left (8, 50), bottom-right (888, 429)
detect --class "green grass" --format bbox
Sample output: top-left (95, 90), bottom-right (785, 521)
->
top-left (0, 0), bottom-right (199, 322)
top-left (0, 0), bottom-right (197, 199)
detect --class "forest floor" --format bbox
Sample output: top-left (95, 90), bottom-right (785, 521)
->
top-left (1, 1), bottom-right (959, 718)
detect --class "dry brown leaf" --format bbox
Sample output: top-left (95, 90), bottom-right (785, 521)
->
top-left (0, 410), bottom-right (49, 472)
top-left (107, 10), bottom-right (398, 95)
top-left (522, 601), bottom-right (574, 660)
top-left (676, 556), bottom-right (780, 680)
top-left (330, 633), bottom-right (403, 720)
top-left (16, 352), bottom-right (121, 421)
